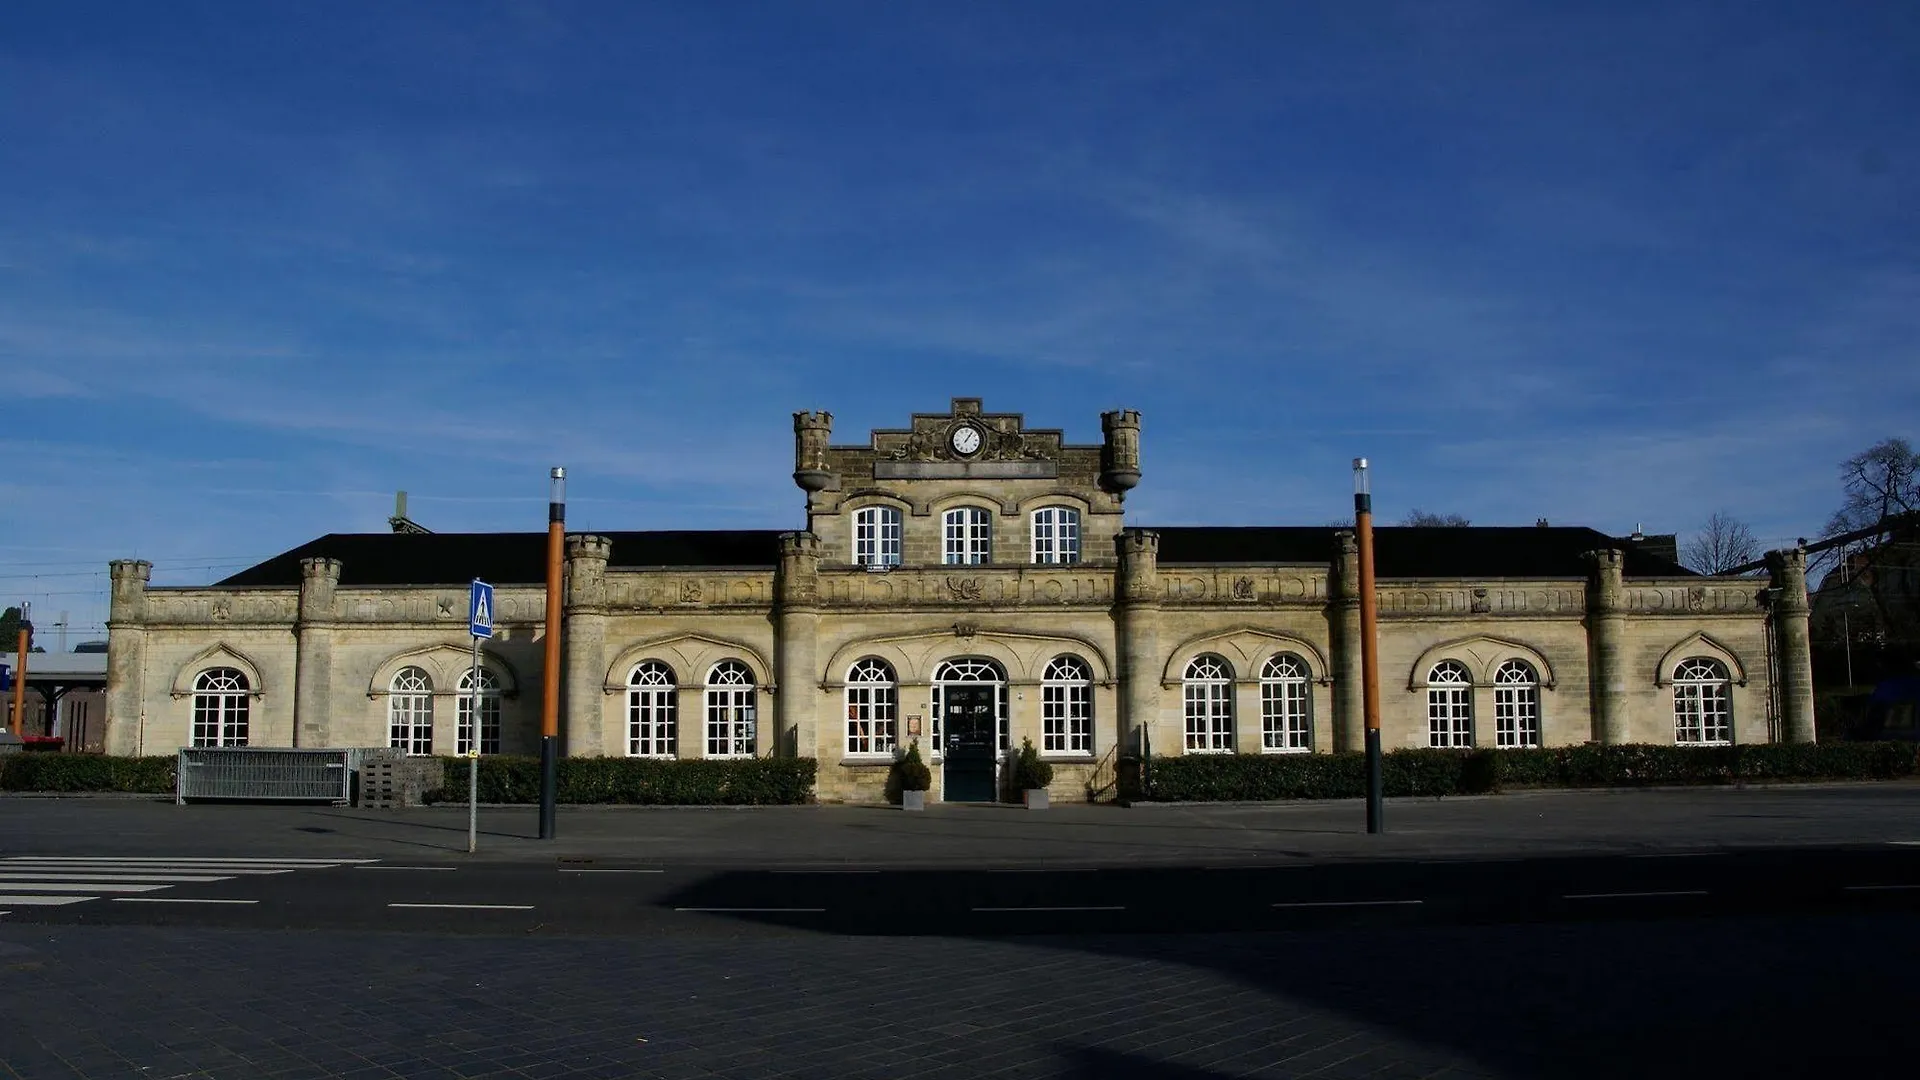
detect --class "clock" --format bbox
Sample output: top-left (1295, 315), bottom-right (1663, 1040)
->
top-left (949, 425), bottom-right (982, 456)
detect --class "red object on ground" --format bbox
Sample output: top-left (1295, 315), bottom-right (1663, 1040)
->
top-left (21, 735), bottom-right (64, 752)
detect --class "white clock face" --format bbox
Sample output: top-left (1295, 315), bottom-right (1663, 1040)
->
top-left (950, 426), bottom-right (982, 456)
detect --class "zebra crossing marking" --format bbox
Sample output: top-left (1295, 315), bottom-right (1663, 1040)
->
top-left (0, 855), bottom-right (376, 909)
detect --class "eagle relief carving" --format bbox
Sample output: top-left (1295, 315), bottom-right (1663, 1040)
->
top-left (1231, 576), bottom-right (1256, 601)
top-left (945, 576), bottom-right (984, 602)
top-left (680, 580), bottom-right (704, 604)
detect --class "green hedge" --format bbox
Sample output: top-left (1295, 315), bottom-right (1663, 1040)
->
top-left (0, 754), bottom-right (176, 794)
top-left (428, 755), bottom-right (818, 805)
top-left (1141, 742), bottom-right (1920, 802)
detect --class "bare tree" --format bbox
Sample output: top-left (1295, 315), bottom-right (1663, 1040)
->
top-left (1402, 510), bottom-right (1471, 527)
top-left (1682, 511), bottom-right (1759, 575)
top-left (1813, 437), bottom-right (1920, 666)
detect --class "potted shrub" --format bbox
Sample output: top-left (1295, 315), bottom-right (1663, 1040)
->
top-left (894, 741), bottom-right (931, 811)
top-left (1012, 737), bottom-right (1053, 809)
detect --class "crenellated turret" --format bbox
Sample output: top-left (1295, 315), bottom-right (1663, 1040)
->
top-left (1100, 409), bottom-right (1142, 495)
top-left (793, 411), bottom-right (835, 493)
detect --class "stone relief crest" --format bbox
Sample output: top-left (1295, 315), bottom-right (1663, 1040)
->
top-left (1231, 576), bottom-right (1256, 601)
top-left (679, 580), bottom-right (703, 604)
top-left (945, 576), bottom-right (984, 602)
top-left (1686, 586), bottom-right (1706, 612)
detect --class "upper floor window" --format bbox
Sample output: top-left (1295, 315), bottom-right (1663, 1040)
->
top-left (1493, 660), bottom-right (1541, 749)
top-left (1031, 507), bottom-right (1081, 565)
top-left (845, 658), bottom-right (897, 757)
top-left (1426, 660), bottom-right (1473, 748)
top-left (853, 506), bottom-right (902, 567)
top-left (1672, 657), bottom-right (1731, 746)
top-left (388, 666), bottom-right (435, 756)
top-left (1183, 655), bottom-right (1234, 753)
top-left (943, 507), bottom-right (992, 565)
top-left (1260, 654), bottom-right (1311, 753)
top-left (192, 668), bottom-right (250, 748)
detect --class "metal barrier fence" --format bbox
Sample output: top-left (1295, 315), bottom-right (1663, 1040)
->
top-left (175, 747), bottom-right (353, 804)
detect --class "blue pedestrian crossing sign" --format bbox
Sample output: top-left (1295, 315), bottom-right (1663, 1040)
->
top-left (468, 579), bottom-right (495, 640)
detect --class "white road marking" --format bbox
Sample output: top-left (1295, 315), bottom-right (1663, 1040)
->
top-left (1627, 852), bottom-right (1727, 859)
top-left (675, 899), bottom-right (825, 907)
top-left (385, 895), bottom-right (533, 903)
top-left (353, 866), bottom-right (457, 872)
top-left (112, 898), bottom-right (259, 905)
top-left (986, 868), bottom-right (1099, 874)
top-left (1564, 890), bottom-right (1709, 900)
top-left (0, 873), bottom-right (233, 883)
top-left (3, 857), bottom-right (374, 864)
top-left (1271, 899), bottom-right (1424, 909)
top-left (1889, 841), bottom-right (1920, 846)
top-left (0, 866), bottom-right (289, 876)
top-left (767, 869), bottom-right (876, 875)
top-left (0, 895), bottom-right (94, 906)
top-left (1843, 884), bottom-right (1920, 891)
top-left (972, 905), bottom-right (1125, 912)
top-left (0, 882), bottom-right (171, 893)
top-left (563, 868), bottom-right (666, 874)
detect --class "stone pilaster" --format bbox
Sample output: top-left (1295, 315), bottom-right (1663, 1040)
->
top-left (1767, 547), bottom-right (1816, 744)
top-left (564, 535), bottom-right (613, 757)
top-left (104, 559), bottom-right (151, 756)
top-left (1100, 409), bottom-right (1142, 496)
top-left (1117, 529), bottom-right (1161, 761)
top-left (1329, 532), bottom-right (1365, 753)
top-left (1586, 549), bottom-right (1629, 744)
top-left (294, 557), bottom-right (341, 748)
top-left (775, 532), bottom-right (822, 759)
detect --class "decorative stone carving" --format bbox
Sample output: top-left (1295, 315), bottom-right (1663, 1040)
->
top-left (1232, 576), bottom-right (1256, 601)
top-left (946, 576), bottom-right (983, 602)
top-left (680, 580), bottom-right (703, 604)
top-left (1471, 588), bottom-right (1491, 614)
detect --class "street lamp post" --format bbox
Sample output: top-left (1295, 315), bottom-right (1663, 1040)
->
top-left (539, 467), bottom-right (565, 840)
top-left (1354, 459), bottom-right (1383, 834)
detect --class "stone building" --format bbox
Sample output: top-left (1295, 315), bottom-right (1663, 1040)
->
top-left (103, 399), bottom-right (1816, 802)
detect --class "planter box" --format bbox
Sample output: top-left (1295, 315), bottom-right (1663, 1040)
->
top-left (901, 789), bottom-right (926, 811)
top-left (1023, 788), bottom-right (1049, 810)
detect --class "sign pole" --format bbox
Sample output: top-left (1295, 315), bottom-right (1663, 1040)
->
top-left (466, 579), bottom-right (494, 855)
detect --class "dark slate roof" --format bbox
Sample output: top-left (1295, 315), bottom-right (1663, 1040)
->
top-left (216, 531), bottom-right (787, 587)
top-left (1152, 526), bottom-right (1695, 578)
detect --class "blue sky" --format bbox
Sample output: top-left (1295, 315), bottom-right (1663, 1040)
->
top-left (3, 0), bottom-right (1917, 642)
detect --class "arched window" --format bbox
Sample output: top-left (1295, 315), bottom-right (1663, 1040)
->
top-left (387, 666), bottom-right (434, 756)
top-left (930, 657), bottom-right (1007, 755)
top-left (1672, 657), bottom-right (1732, 746)
top-left (942, 506), bottom-right (993, 565)
top-left (191, 668), bottom-right (250, 748)
top-left (853, 506), bottom-right (902, 567)
top-left (1031, 507), bottom-right (1081, 565)
top-left (456, 667), bottom-right (502, 756)
top-left (1260, 654), bottom-right (1311, 753)
top-left (626, 661), bottom-right (677, 758)
top-left (845, 658), bottom-right (897, 756)
top-left (1183, 655), bottom-right (1234, 753)
top-left (1042, 655), bottom-right (1093, 754)
top-left (1426, 660), bottom-right (1473, 748)
top-left (705, 661), bottom-right (756, 758)
top-left (1493, 660), bottom-right (1541, 748)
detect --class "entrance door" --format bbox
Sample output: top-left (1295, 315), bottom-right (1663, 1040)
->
top-left (942, 685), bottom-right (998, 803)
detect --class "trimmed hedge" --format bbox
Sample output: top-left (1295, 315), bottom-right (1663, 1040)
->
top-left (428, 755), bottom-right (817, 805)
top-left (1141, 742), bottom-right (1920, 802)
top-left (0, 754), bottom-right (176, 794)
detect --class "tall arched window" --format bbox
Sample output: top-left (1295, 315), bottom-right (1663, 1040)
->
top-left (1427, 660), bottom-right (1473, 748)
top-left (705, 661), bottom-right (756, 758)
top-left (1030, 507), bottom-right (1081, 565)
top-left (1493, 660), bottom-right (1541, 748)
top-left (942, 506), bottom-right (993, 565)
top-left (845, 658), bottom-right (897, 756)
top-left (853, 506), bottom-right (902, 567)
top-left (1672, 657), bottom-right (1732, 746)
top-left (1259, 654), bottom-right (1311, 753)
top-left (387, 666), bottom-right (435, 756)
top-left (1183, 655), bottom-right (1234, 753)
top-left (1042, 655), bottom-right (1093, 754)
top-left (191, 668), bottom-right (250, 748)
top-left (456, 667), bottom-right (502, 756)
top-left (626, 661), bottom-right (677, 758)
top-left (930, 657), bottom-right (1007, 754)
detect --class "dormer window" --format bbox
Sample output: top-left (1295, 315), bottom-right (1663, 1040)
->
top-left (1031, 506), bottom-right (1080, 564)
top-left (853, 506), bottom-right (902, 567)
top-left (943, 507), bottom-right (992, 565)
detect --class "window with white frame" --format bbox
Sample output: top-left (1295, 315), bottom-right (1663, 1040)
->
top-left (1493, 659), bottom-right (1541, 748)
top-left (626, 661), bottom-right (677, 758)
top-left (942, 506), bottom-right (993, 565)
top-left (929, 657), bottom-right (1007, 755)
top-left (1259, 654), bottom-right (1311, 752)
top-left (191, 668), bottom-right (250, 748)
top-left (853, 505), bottom-right (902, 567)
top-left (845, 658), bottom-right (897, 756)
top-left (1030, 506), bottom-right (1081, 565)
top-left (1041, 655), bottom-right (1093, 754)
top-left (705, 661), bottom-right (756, 757)
top-left (456, 667), bottom-right (502, 755)
top-left (387, 666), bottom-right (435, 756)
top-left (1426, 660), bottom-right (1474, 748)
top-left (1183, 655), bottom-right (1234, 753)
top-left (1672, 657), bottom-right (1732, 746)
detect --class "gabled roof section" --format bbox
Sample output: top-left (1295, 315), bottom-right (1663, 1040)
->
top-left (1151, 526), bottom-right (1696, 578)
top-left (215, 531), bottom-right (787, 588)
